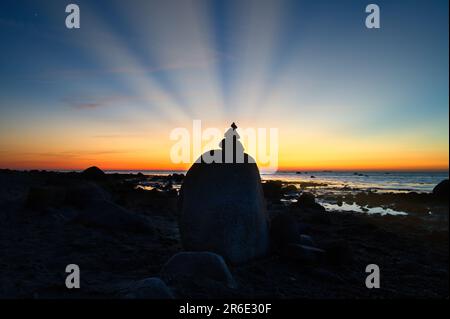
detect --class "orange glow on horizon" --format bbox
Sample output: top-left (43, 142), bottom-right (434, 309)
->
top-left (1, 119), bottom-right (448, 172)
top-left (1, 153), bottom-right (448, 172)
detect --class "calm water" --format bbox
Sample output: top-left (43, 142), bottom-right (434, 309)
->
top-left (107, 169), bottom-right (448, 216)
top-left (262, 171), bottom-right (448, 193)
top-left (108, 170), bottom-right (448, 193)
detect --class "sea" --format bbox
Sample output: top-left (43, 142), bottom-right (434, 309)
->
top-left (106, 170), bottom-right (448, 194)
top-left (99, 170), bottom-right (450, 216)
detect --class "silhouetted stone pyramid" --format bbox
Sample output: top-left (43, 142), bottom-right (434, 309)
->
top-left (178, 123), bottom-right (269, 264)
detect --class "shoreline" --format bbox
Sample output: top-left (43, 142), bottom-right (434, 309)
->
top-left (0, 168), bottom-right (448, 298)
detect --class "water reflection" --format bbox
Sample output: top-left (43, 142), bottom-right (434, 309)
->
top-left (320, 201), bottom-right (407, 216)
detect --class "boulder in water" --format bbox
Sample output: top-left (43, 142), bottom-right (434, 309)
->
top-left (432, 179), bottom-right (449, 200)
top-left (297, 192), bottom-right (317, 207)
top-left (294, 192), bottom-right (326, 214)
top-left (81, 166), bottom-right (105, 180)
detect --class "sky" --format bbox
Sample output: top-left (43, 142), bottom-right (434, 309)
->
top-left (0, 0), bottom-right (448, 171)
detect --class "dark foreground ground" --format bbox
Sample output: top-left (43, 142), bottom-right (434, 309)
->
top-left (0, 169), bottom-right (448, 298)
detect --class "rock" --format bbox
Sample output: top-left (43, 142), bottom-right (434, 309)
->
top-left (297, 192), bottom-right (318, 207)
top-left (262, 180), bottom-right (283, 201)
top-left (291, 193), bottom-right (328, 223)
top-left (72, 200), bottom-right (153, 233)
top-left (170, 173), bottom-right (184, 183)
top-left (65, 182), bottom-right (111, 208)
top-left (122, 277), bottom-right (174, 299)
top-left (281, 184), bottom-right (298, 196)
top-left (432, 179), bottom-right (449, 200)
top-left (290, 205), bottom-right (330, 224)
top-left (26, 186), bottom-right (66, 210)
top-left (161, 251), bottom-right (236, 288)
top-left (280, 244), bottom-right (325, 264)
top-left (270, 214), bottom-right (321, 259)
top-left (270, 213), bottom-right (302, 247)
top-left (179, 152), bottom-right (269, 265)
top-left (81, 166), bottom-right (105, 180)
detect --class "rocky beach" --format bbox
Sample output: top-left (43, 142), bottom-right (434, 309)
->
top-left (0, 166), bottom-right (448, 299)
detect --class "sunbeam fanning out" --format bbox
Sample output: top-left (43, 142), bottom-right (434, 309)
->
top-left (0, 0), bottom-right (448, 171)
top-left (113, 0), bottom-right (225, 120)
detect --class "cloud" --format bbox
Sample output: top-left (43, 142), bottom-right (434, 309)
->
top-left (63, 95), bottom-right (137, 110)
top-left (30, 150), bottom-right (135, 159)
top-left (44, 52), bottom-right (223, 81)
top-left (63, 97), bottom-right (104, 110)
top-left (92, 134), bottom-right (145, 139)
top-left (72, 102), bottom-right (103, 109)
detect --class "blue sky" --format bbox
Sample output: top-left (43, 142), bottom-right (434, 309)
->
top-left (0, 0), bottom-right (448, 170)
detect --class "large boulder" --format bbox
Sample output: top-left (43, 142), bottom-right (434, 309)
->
top-left (297, 192), bottom-right (324, 211)
top-left (432, 179), bottom-right (449, 200)
top-left (179, 151), bottom-right (269, 265)
top-left (81, 166), bottom-right (105, 180)
top-left (160, 251), bottom-right (236, 288)
top-left (72, 200), bottom-right (153, 233)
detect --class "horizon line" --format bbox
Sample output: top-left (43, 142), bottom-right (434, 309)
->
top-left (1, 167), bottom-right (449, 174)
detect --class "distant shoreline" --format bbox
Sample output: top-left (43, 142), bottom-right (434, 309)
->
top-left (1, 168), bottom-right (449, 174)
top-left (2, 168), bottom-right (448, 196)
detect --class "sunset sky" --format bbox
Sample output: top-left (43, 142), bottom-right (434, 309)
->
top-left (0, 0), bottom-right (448, 171)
